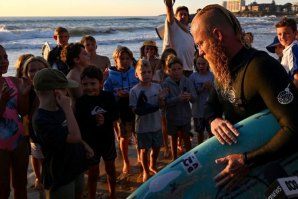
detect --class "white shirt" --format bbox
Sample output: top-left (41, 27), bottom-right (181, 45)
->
top-left (163, 19), bottom-right (195, 72)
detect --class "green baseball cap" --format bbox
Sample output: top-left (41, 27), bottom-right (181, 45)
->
top-left (33, 68), bottom-right (79, 91)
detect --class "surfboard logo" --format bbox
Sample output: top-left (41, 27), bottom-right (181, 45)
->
top-left (277, 83), bottom-right (293, 105)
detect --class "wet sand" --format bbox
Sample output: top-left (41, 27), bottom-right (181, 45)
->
top-left (11, 135), bottom-right (201, 199)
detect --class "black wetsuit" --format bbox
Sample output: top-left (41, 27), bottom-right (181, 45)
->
top-left (205, 47), bottom-right (298, 165)
top-left (47, 45), bottom-right (69, 75)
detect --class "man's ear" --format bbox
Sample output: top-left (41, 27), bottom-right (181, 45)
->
top-left (53, 35), bottom-right (58, 41)
top-left (212, 28), bottom-right (223, 42)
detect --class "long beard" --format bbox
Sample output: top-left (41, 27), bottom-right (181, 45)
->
top-left (205, 39), bottom-right (231, 93)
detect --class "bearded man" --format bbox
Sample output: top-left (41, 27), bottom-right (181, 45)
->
top-left (191, 4), bottom-right (298, 190)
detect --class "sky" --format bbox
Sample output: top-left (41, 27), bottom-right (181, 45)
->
top-left (0, 0), bottom-right (293, 16)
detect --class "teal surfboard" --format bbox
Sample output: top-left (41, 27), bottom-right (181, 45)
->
top-left (127, 109), bottom-right (298, 198)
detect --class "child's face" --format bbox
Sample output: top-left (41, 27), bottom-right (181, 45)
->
top-left (83, 40), bottom-right (96, 54)
top-left (55, 32), bottom-right (69, 46)
top-left (0, 47), bottom-right (9, 75)
top-left (136, 67), bottom-right (152, 83)
top-left (115, 52), bottom-right (131, 71)
top-left (27, 61), bottom-right (46, 81)
top-left (81, 76), bottom-right (101, 96)
top-left (168, 63), bottom-right (183, 81)
top-left (144, 46), bottom-right (156, 59)
top-left (276, 26), bottom-right (297, 47)
top-left (195, 57), bottom-right (208, 74)
top-left (76, 47), bottom-right (90, 67)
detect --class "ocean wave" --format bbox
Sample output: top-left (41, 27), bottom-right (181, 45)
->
top-left (0, 25), bottom-right (155, 42)
top-left (0, 29), bottom-right (52, 42)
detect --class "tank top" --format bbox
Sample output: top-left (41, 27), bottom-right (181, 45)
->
top-left (0, 77), bottom-right (25, 151)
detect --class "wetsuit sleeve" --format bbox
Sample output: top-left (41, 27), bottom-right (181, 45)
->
top-left (204, 86), bottom-right (224, 124)
top-left (244, 55), bottom-right (298, 165)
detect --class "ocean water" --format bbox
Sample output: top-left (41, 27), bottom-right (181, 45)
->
top-left (0, 16), bottom-right (280, 76)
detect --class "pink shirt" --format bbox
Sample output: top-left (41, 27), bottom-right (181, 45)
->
top-left (0, 77), bottom-right (25, 151)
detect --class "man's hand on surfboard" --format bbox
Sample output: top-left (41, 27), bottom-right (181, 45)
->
top-left (210, 118), bottom-right (239, 145)
top-left (214, 154), bottom-right (250, 191)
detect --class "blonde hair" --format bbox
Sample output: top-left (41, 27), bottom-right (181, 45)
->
top-left (22, 56), bottom-right (50, 78)
top-left (135, 59), bottom-right (152, 72)
top-left (112, 46), bottom-right (133, 61)
top-left (15, 54), bottom-right (34, 78)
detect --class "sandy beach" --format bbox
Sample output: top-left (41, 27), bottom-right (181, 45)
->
top-left (10, 136), bottom-right (200, 199)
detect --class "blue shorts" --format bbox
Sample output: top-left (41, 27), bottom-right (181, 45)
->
top-left (137, 130), bottom-right (163, 150)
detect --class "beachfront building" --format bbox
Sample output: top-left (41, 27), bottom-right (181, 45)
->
top-left (234, 0), bottom-right (298, 16)
top-left (223, 0), bottom-right (245, 12)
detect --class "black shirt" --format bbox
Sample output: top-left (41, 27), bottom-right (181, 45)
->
top-left (205, 47), bottom-right (298, 165)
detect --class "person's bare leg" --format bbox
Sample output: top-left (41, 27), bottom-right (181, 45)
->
top-left (170, 135), bottom-right (178, 161)
top-left (140, 149), bottom-right (150, 182)
top-left (11, 140), bottom-right (29, 199)
top-left (104, 160), bottom-right (117, 199)
top-left (149, 147), bottom-right (160, 174)
top-left (182, 132), bottom-right (191, 152)
top-left (88, 164), bottom-right (99, 199)
top-left (119, 137), bottom-right (130, 174)
top-left (161, 115), bottom-right (169, 158)
top-left (31, 157), bottom-right (42, 189)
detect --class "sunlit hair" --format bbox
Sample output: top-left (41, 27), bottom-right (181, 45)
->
top-left (112, 46), bottom-right (133, 61)
top-left (276, 17), bottom-right (297, 32)
top-left (22, 56), bottom-right (50, 78)
top-left (80, 35), bottom-right (96, 45)
top-left (135, 58), bottom-right (152, 72)
top-left (81, 65), bottom-right (103, 82)
top-left (165, 55), bottom-right (183, 71)
top-left (207, 37), bottom-right (231, 92)
top-left (15, 54), bottom-right (34, 78)
top-left (195, 4), bottom-right (246, 47)
top-left (54, 27), bottom-right (69, 37)
top-left (60, 43), bottom-right (85, 69)
top-left (158, 48), bottom-right (177, 69)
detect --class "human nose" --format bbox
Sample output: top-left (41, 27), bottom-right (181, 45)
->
top-left (199, 50), bottom-right (205, 56)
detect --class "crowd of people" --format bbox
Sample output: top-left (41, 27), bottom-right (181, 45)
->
top-left (1, 2), bottom-right (298, 199)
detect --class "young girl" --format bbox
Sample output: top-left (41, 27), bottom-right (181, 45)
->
top-left (140, 40), bottom-right (160, 73)
top-left (0, 45), bottom-right (30, 199)
top-left (76, 65), bottom-right (118, 199)
top-left (161, 55), bottom-right (197, 161)
top-left (103, 46), bottom-right (139, 174)
top-left (61, 42), bottom-right (90, 103)
top-left (153, 48), bottom-right (177, 158)
top-left (189, 55), bottom-right (214, 145)
top-left (22, 56), bottom-right (50, 190)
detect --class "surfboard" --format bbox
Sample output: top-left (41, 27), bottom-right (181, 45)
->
top-left (41, 42), bottom-right (51, 60)
top-left (155, 24), bottom-right (165, 40)
top-left (127, 109), bottom-right (298, 198)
